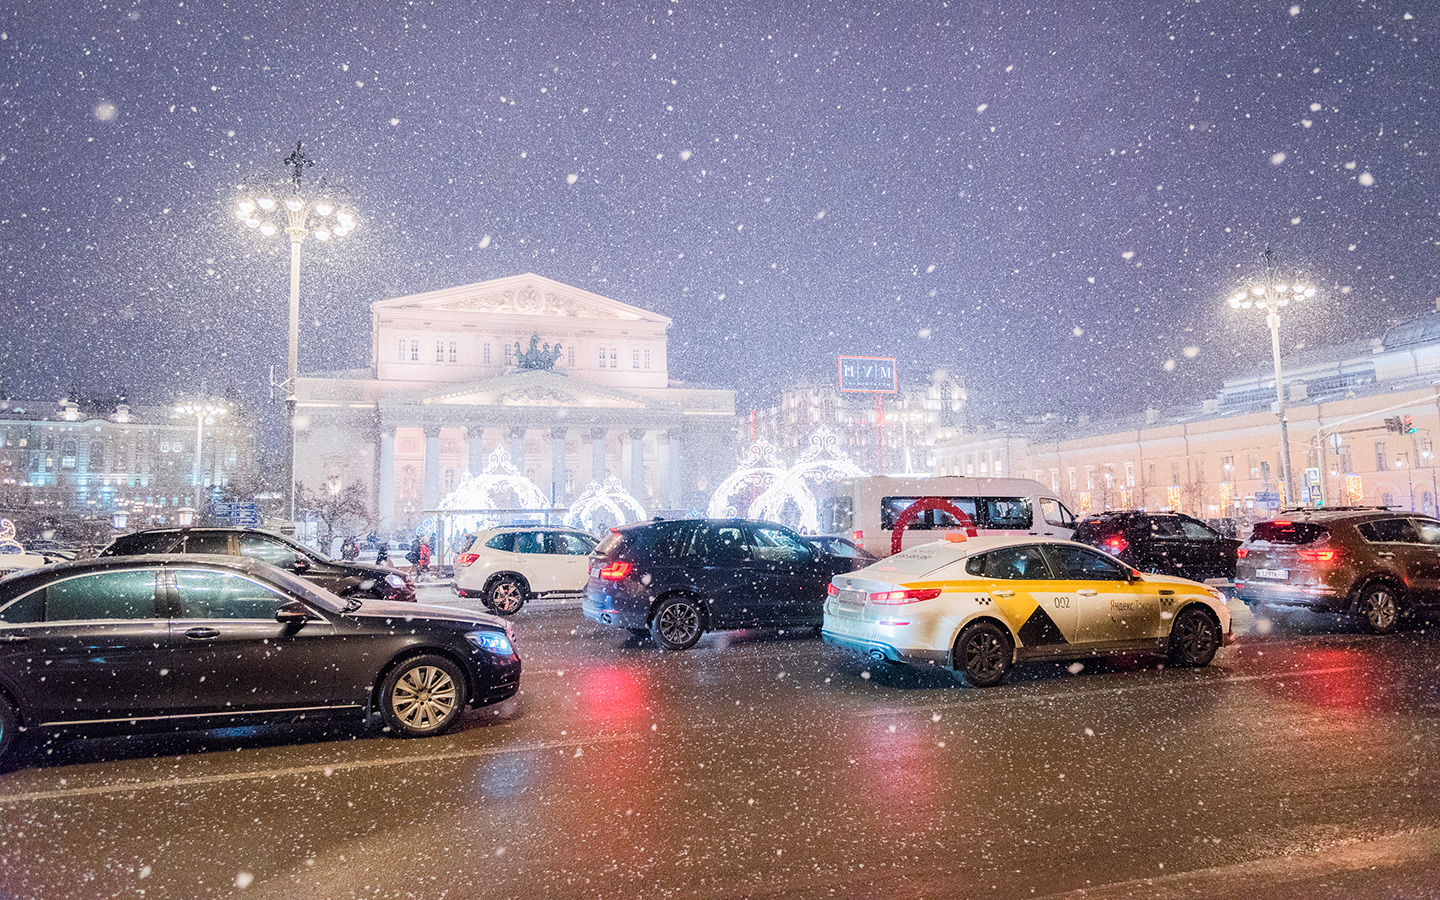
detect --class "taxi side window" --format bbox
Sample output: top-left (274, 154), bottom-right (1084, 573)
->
top-left (1047, 546), bottom-right (1129, 581)
top-left (964, 546), bottom-right (1051, 580)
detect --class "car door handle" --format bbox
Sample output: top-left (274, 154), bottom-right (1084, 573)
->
top-left (1376, 552), bottom-right (1395, 559)
top-left (1077, 589), bottom-right (1098, 597)
top-left (184, 627), bottom-right (221, 641)
top-left (992, 589), bottom-right (1015, 598)
top-left (0, 633), bottom-right (29, 643)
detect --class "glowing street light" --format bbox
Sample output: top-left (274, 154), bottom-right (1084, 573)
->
top-left (173, 398), bottom-right (230, 513)
top-left (234, 142), bottom-right (358, 521)
top-left (1227, 248), bottom-right (1317, 507)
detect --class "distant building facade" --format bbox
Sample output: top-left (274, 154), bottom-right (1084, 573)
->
top-left (933, 305), bottom-right (1440, 519)
top-left (294, 273), bottom-right (738, 534)
top-left (0, 397), bottom-right (257, 527)
top-left (747, 370), bottom-right (966, 474)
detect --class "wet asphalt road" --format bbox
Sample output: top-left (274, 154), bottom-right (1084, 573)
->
top-left (2, 591), bottom-right (1440, 900)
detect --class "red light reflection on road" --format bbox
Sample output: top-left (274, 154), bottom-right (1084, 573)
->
top-left (849, 718), bottom-right (943, 823)
top-left (579, 666), bottom-right (652, 725)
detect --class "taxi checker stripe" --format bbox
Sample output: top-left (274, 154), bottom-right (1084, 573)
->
top-left (1017, 605), bottom-right (1069, 645)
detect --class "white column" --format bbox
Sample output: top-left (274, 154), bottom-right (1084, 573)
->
top-left (378, 428), bottom-right (396, 531)
top-left (550, 427), bottom-right (568, 504)
top-left (666, 430), bottom-right (684, 511)
top-left (468, 426), bottom-right (487, 474)
top-left (590, 428), bottom-right (607, 484)
top-left (508, 427), bottom-right (527, 477)
top-left (628, 428), bottom-right (647, 502)
top-left (422, 425), bottom-right (441, 510)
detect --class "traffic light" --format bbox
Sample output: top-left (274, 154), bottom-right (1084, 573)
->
top-left (1385, 416), bottom-right (1403, 434)
top-left (1404, 415), bottom-right (1417, 434)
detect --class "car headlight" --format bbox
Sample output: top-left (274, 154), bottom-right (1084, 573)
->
top-left (466, 630), bottom-right (515, 656)
top-left (386, 573), bottom-right (408, 588)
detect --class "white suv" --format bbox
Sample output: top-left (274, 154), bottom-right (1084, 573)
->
top-left (452, 527), bottom-right (599, 615)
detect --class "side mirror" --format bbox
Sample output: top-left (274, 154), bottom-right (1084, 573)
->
top-left (275, 599), bottom-right (311, 624)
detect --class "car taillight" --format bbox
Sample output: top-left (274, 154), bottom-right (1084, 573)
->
top-left (852, 530), bottom-right (864, 541)
top-left (1103, 534), bottom-right (1128, 555)
top-left (1297, 548), bottom-right (1337, 563)
top-left (1236, 547), bottom-right (1249, 559)
top-left (826, 583), bottom-right (839, 596)
top-left (870, 587), bottom-right (943, 605)
top-left (455, 553), bottom-right (479, 567)
top-left (599, 561), bottom-right (633, 581)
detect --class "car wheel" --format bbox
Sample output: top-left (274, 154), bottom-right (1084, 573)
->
top-left (1356, 583), bottom-right (1401, 635)
top-left (953, 621), bottom-right (1012, 687)
top-left (380, 654), bottom-right (469, 737)
top-left (1167, 605), bottom-right (1221, 667)
top-left (484, 576), bottom-right (528, 616)
top-left (650, 596), bottom-right (704, 650)
top-left (0, 694), bottom-right (17, 764)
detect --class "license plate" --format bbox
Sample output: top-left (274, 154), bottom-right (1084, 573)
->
top-left (1256, 568), bottom-right (1288, 580)
top-left (836, 589), bottom-right (865, 608)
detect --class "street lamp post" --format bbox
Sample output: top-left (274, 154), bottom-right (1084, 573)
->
top-left (173, 399), bottom-right (229, 513)
top-left (1227, 248), bottom-right (1316, 508)
top-left (235, 142), bottom-right (357, 522)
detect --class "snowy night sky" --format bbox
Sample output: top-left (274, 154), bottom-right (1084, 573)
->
top-left (2, 0), bottom-right (1436, 439)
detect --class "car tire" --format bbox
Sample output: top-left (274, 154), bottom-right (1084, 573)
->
top-left (1356, 582), bottom-right (1401, 635)
top-left (379, 654), bottom-right (469, 738)
top-left (484, 575), bottom-right (528, 616)
top-left (1167, 605), bottom-right (1221, 667)
top-left (953, 621), bottom-right (1012, 688)
top-left (650, 596), bottom-right (705, 650)
top-left (0, 693), bottom-right (17, 765)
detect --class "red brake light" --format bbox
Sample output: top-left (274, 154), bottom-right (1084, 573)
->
top-left (1103, 534), bottom-right (1128, 555)
top-left (852, 530), bottom-right (864, 541)
top-left (455, 552), bottom-right (479, 567)
top-left (1297, 548), bottom-right (1337, 562)
top-left (826, 583), bottom-right (839, 596)
top-left (1273, 520), bottom-right (1292, 527)
top-left (870, 587), bottom-right (943, 605)
top-left (1236, 547), bottom-right (1249, 559)
top-left (599, 561), bottom-right (634, 582)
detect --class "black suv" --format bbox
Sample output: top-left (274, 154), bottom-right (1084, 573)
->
top-left (100, 527), bottom-right (416, 602)
top-left (1073, 511), bottom-right (1240, 583)
top-left (582, 519), bottom-right (867, 650)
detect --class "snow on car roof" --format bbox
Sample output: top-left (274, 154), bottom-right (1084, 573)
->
top-left (866, 535), bottom-right (1039, 577)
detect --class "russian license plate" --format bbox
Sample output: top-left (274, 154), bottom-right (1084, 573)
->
top-left (1256, 568), bottom-right (1288, 580)
top-left (836, 589), bottom-right (866, 608)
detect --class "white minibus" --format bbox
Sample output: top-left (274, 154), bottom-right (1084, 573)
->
top-left (817, 475), bottom-right (1078, 557)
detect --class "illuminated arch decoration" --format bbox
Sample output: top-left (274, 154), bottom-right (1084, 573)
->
top-left (565, 475), bottom-right (648, 531)
top-left (430, 446), bottom-right (550, 534)
top-left (706, 439), bottom-right (787, 519)
top-left (751, 428), bottom-right (867, 533)
top-left (0, 519), bottom-right (23, 555)
top-left (890, 497), bottom-right (977, 556)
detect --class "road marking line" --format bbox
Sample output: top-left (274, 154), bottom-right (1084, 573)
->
top-left (855, 665), bottom-right (1361, 717)
top-left (1032, 826), bottom-right (1440, 899)
top-left (0, 733), bottom-right (639, 805)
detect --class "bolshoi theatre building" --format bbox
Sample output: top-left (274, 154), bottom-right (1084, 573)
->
top-left (293, 273), bottom-right (738, 533)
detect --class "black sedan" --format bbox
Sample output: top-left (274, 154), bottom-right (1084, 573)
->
top-left (582, 518), bottom-right (868, 650)
top-left (0, 555), bottom-right (520, 764)
top-left (101, 527), bottom-right (418, 602)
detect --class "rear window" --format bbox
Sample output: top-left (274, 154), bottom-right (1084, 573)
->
top-left (1251, 521), bottom-right (1330, 544)
top-left (594, 531), bottom-right (625, 557)
top-left (101, 532), bottom-right (178, 556)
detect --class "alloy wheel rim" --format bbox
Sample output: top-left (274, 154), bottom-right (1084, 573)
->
top-left (1367, 591), bottom-right (1396, 629)
top-left (965, 632), bottom-right (1004, 678)
top-left (392, 665), bottom-right (458, 730)
top-left (1178, 615), bottom-right (1214, 656)
top-left (659, 603), bottom-right (700, 644)
top-left (493, 582), bottom-right (522, 613)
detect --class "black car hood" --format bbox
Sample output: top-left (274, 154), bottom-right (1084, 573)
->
top-left (336, 561), bottom-right (402, 580)
top-left (347, 598), bottom-right (508, 630)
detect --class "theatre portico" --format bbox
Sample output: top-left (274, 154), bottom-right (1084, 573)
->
top-left (293, 273), bottom-right (737, 534)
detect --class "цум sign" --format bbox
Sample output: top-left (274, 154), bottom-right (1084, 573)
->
top-left (838, 356), bottom-right (898, 393)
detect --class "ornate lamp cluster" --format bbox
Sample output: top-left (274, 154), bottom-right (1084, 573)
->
top-left (1227, 281), bottom-right (1316, 311)
top-left (235, 143), bottom-right (356, 243)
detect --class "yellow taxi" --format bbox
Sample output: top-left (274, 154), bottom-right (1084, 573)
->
top-left (821, 535), bottom-right (1233, 686)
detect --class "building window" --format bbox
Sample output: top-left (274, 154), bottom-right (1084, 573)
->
top-left (410, 339), bottom-right (419, 361)
top-left (598, 346), bottom-right (607, 368)
top-left (1375, 441), bottom-right (1388, 471)
top-left (449, 340), bottom-right (457, 363)
top-left (61, 440), bottom-right (77, 469)
top-left (1170, 461), bottom-right (1180, 485)
top-left (610, 348), bottom-right (618, 367)
top-left (567, 346), bottom-right (575, 368)
top-left (632, 349), bottom-right (640, 369)
top-left (398, 337), bottom-right (407, 361)
top-left (483, 342), bottom-right (491, 364)
top-left (1248, 454), bottom-right (1260, 480)
top-left (1192, 457), bottom-right (1203, 483)
top-left (643, 348), bottom-right (651, 369)
top-left (90, 442), bottom-right (105, 471)
top-left (1260, 461), bottom-right (1272, 481)
top-left (505, 343), bottom-right (514, 366)
top-left (1220, 454), bottom-right (1234, 481)
top-left (436, 341), bottom-right (445, 362)
top-left (1068, 468), bottom-right (1077, 491)
top-left (1125, 462), bottom-right (1135, 487)
top-left (444, 468), bottom-right (455, 491)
